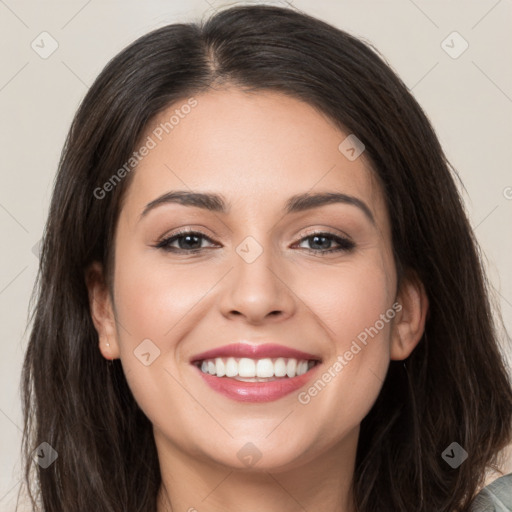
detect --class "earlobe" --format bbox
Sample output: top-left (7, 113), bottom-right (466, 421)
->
top-left (390, 271), bottom-right (429, 360)
top-left (84, 261), bottom-right (121, 360)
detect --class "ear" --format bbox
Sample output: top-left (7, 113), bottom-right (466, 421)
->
top-left (390, 270), bottom-right (429, 360)
top-left (84, 261), bottom-right (120, 360)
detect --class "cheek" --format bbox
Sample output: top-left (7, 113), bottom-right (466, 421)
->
top-left (109, 246), bottom-right (204, 423)
top-left (302, 256), bottom-right (395, 348)
top-left (112, 246), bottom-right (214, 348)
top-left (294, 258), bottom-right (395, 428)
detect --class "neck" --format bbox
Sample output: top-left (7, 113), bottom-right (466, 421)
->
top-left (155, 427), bottom-right (358, 512)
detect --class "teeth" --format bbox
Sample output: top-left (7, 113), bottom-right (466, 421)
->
top-left (297, 360), bottom-right (308, 376)
top-left (225, 357), bottom-right (237, 377)
top-left (239, 358), bottom-right (256, 377)
top-left (256, 358), bottom-right (274, 378)
top-left (286, 358), bottom-right (296, 378)
top-left (216, 358), bottom-right (226, 377)
top-left (274, 357), bottom-right (287, 377)
top-left (197, 357), bottom-right (318, 379)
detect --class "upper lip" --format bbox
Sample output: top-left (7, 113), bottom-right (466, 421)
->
top-left (190, 342), bottom-right (322, 363)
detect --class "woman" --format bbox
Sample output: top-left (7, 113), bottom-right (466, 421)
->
top-left (20, 4), bottom-right (512, 511)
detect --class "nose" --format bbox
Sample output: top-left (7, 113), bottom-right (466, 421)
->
top-left (218, 241), bottom-right (297, 325)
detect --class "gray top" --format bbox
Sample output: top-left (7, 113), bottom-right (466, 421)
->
top-left (469, 473), bottom-right (512, 511)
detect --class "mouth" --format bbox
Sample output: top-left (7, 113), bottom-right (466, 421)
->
top-left (190, 343), bottom-right (323, 402)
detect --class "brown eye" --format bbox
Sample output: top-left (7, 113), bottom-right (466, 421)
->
top-left (155, 230), bottom-right (217, 253)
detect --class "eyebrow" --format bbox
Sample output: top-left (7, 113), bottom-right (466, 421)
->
top-left (139, 190), bottom-right (375, 224)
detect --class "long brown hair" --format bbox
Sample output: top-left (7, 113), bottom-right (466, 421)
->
top-left (19, 4), bottom-right (512, 511)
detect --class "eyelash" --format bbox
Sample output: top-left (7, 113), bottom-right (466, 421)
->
top-left (154, 229), bottom-right (355, 256)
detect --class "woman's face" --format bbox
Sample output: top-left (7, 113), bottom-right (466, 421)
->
top-left (92, 88), bottom-right (417, 471)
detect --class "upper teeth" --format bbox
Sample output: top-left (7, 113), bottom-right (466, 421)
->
top-left (199, 357), bottom-right (316, 378)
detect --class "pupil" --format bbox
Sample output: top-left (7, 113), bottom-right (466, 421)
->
top-left (311, 235), bottom-right (330, 250)
top-left (180, 235), bottom-right (201, 250)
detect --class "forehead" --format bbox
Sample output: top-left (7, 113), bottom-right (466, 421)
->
top-left (121, 88), bottom-right (387, 227)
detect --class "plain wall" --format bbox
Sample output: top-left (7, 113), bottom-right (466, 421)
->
top-left (1, 1), bottom-right (511, 509)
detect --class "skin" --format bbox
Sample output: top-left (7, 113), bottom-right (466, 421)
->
top-left (86, 87), bottom-right (428, 512)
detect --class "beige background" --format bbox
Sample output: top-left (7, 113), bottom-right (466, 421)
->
top-left (1, 0), bottom-right (511, 509)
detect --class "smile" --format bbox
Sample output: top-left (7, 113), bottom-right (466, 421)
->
top-left (190, 342), bottom-right (323, 402)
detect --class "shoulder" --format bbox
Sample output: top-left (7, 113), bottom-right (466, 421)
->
top-left (469, 472), bottom-right (512, 511)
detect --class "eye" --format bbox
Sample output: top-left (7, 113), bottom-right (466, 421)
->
top-left (294, 231), bottom-right (355, 255)
top-left (154, 229), bottom-right (217, 253)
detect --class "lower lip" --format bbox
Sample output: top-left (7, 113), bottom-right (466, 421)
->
top-left (193, 364), bottom-right (321, 402)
